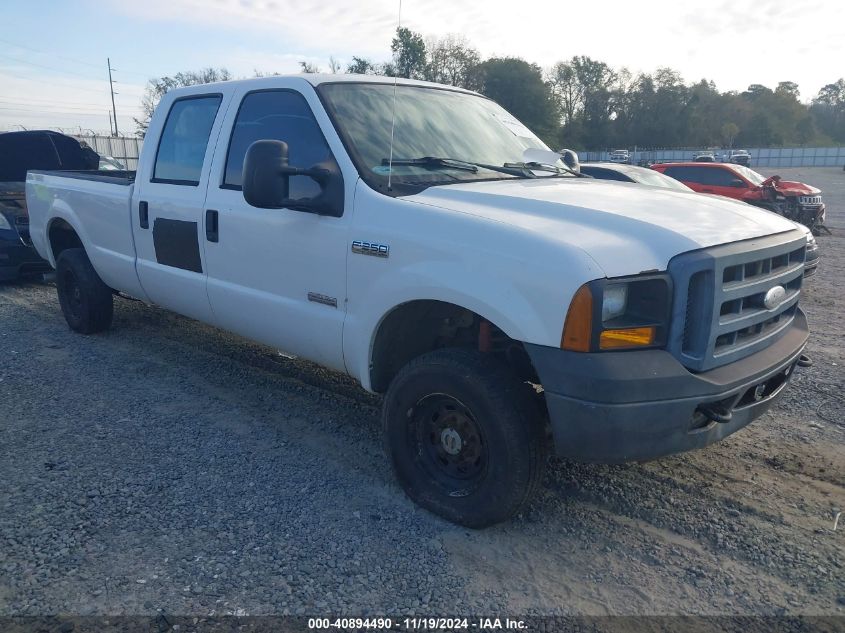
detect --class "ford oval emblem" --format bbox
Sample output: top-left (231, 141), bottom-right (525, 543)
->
top-left (763, 285), bottom-right (787, 310)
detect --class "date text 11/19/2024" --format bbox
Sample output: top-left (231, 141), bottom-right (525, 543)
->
top-left (307, 617), bottom-right (528, 630)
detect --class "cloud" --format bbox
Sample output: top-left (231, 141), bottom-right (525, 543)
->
top-left (111, 0), bottom-right (400, 57)
top-left (5, 0), bottom-right (842, 131)
top-left (0, 64), bottom-right (145, 133)
top-left (107, 0), bottom-right (842, 97)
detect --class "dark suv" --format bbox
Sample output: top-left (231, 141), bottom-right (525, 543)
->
top-left (0, 131), bottom-right (99, 281)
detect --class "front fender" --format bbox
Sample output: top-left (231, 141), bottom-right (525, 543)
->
top-left (344, 182), bottom-right (605, 391)
top-left (344, 256), bottom-right (598, 391)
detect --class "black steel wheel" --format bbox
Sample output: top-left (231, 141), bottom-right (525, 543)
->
top-left (55, 248), bottom-right (113, 334)
top-left (412, 394), bottom-right (488, 492)
top-left (383, 348), bottom-right (546, 528)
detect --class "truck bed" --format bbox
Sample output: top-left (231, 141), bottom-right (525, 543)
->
top-left (28, 169), bottom-right (136, 184)
top-left (25, 169), bottom-right (145, 300)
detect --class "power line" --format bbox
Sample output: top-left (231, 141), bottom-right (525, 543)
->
top-left (0, 52), bottom-right (104, 81)
top-left (0, 62), bottom-right (148, 97)
top-left (0, 96), bottom-right (140, 109)
top-left (0, 101), bottom-right (143, 114)
top-left (0, 105), bottom-right (140, 113)
top-left (0, 67), bottom-right (113, 95)
top-left (0, 36), bottom-right (153, 78)
top-left (0, 36), bottom-right (103, 69)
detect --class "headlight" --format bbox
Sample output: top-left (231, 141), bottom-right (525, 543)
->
top-left (561, 275), bottom-right (672, 352)
top-left (601, 284), bottom-right (628, 321)
top-left (0, 213), bottom-right (12, 231)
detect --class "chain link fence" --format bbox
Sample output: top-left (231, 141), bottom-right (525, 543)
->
top-left (579, 146), bottom-right (845, 168)
top-left (71, 134), bottom-right (143, 170)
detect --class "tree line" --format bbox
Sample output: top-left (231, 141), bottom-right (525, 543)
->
top-left (135, 28), bottom-right (845, 150)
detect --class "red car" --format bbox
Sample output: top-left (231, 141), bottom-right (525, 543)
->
top-left (651, 162), bottom-right (826, 231)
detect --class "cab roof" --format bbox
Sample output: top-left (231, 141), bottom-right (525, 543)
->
top-left (171, 73), bottom-right (480, 96)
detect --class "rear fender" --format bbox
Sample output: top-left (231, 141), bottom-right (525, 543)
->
top-left (43, 200), bottom-right (91, 268)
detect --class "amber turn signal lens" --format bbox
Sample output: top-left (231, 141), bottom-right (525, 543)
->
top-left (599, 327), bottom-right (656, 350)
top-left (561, 285), bottom-right (593, 352)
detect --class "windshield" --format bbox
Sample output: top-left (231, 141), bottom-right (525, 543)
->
top-left (731, 164), bottom-right (766, 185)
top-left (318, 83), bottom-right (549, 194)
top-left (629, 167), bottom-right (693, 191)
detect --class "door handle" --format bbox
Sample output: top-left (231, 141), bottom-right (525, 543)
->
top-left (139, 201), bottom-right (149, 229)
top-left (205, 209), bottom-right (219, 243)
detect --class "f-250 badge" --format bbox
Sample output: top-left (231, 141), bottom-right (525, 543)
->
top-left (351, 240), bottom-right (389, 258)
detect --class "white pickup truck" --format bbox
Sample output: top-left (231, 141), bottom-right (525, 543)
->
top-left (26, 75), bottom-right (810, 527)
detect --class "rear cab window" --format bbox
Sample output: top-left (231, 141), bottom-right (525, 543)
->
top-left (153, 95), bottom-right (223, 185)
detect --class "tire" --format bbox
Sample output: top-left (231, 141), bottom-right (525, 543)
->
top-left (55, 248), bottom-right (113, 334)
top-left (382, 348), bottom-right (546, 528)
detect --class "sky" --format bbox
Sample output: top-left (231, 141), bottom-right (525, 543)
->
top-left (2, 0), bottom-right (842, 135)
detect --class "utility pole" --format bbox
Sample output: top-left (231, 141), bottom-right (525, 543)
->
top-left (107, 58), bottom-right (119, 136)
top-left (108, 111), bottom-right (114, 136)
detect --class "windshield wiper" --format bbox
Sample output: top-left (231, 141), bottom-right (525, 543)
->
top-left (382, 157), bottom-right (535, 178)
top-left (382, 157), bottom-right (477, 173)
top-left (504, 161), bottom-right (591, 178)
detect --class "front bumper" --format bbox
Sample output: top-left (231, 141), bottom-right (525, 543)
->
top-left (804, 243), bottom-right (819, 276)
top-left (0, 231), bottom-right (51, 281)
top-left (800, 203), bottom-right (826, 227)
top-left (526, 308), bottom-right (809, 463)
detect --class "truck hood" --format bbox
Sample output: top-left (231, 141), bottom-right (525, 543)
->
top-left (771, 180), bottom-right (820, 197)
top-left (408, 178), bottom-right (799, 277)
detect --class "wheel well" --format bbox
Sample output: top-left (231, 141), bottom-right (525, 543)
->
top-left (369, 300), bottom-right (539, 394)
top-left (48, 218), bottom-right (83, 262)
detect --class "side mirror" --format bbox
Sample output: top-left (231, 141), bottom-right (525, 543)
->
top-left (242, 140), bottom-right (344, 217)
top-left (559, 148), bottom-right (581, 172)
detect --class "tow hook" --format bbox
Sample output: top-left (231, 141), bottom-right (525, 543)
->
top-left (697, 403), bottom-right (733, 424)
top-left (797, 353), bottom-right (813, 368)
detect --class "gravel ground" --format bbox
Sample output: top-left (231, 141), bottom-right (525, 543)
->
top-left (0, 168), bottom-right (843, 619)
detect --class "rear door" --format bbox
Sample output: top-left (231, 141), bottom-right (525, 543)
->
top-left (660, 165), bottom-right (710, 193)
top-left (131, 92), bottom-right (229, 322)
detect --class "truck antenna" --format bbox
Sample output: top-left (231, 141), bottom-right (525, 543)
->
top-left (387, 0), bottom-right (402, 191)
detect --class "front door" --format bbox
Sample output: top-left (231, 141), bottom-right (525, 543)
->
top-left (202, 86), bottom-right (351, 372)
top-left (703, 166), bottom-right (752, 198)
top-left (132, 93), bottom-right (228, 323)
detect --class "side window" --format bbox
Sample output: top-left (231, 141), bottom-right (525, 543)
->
top-left (709, 168), bottom-right (743, 187)
top-left (223, 90), bottom-right (331, 199)
top-left (680, 166), bottom-right (731, 186)
top-left (153, 95), bottom-right (222, 185)
top-left (664, 166), bottom-right (695, 182)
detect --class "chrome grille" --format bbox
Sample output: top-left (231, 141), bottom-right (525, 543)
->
top-left (668, 231), bottom-right (806, 372)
